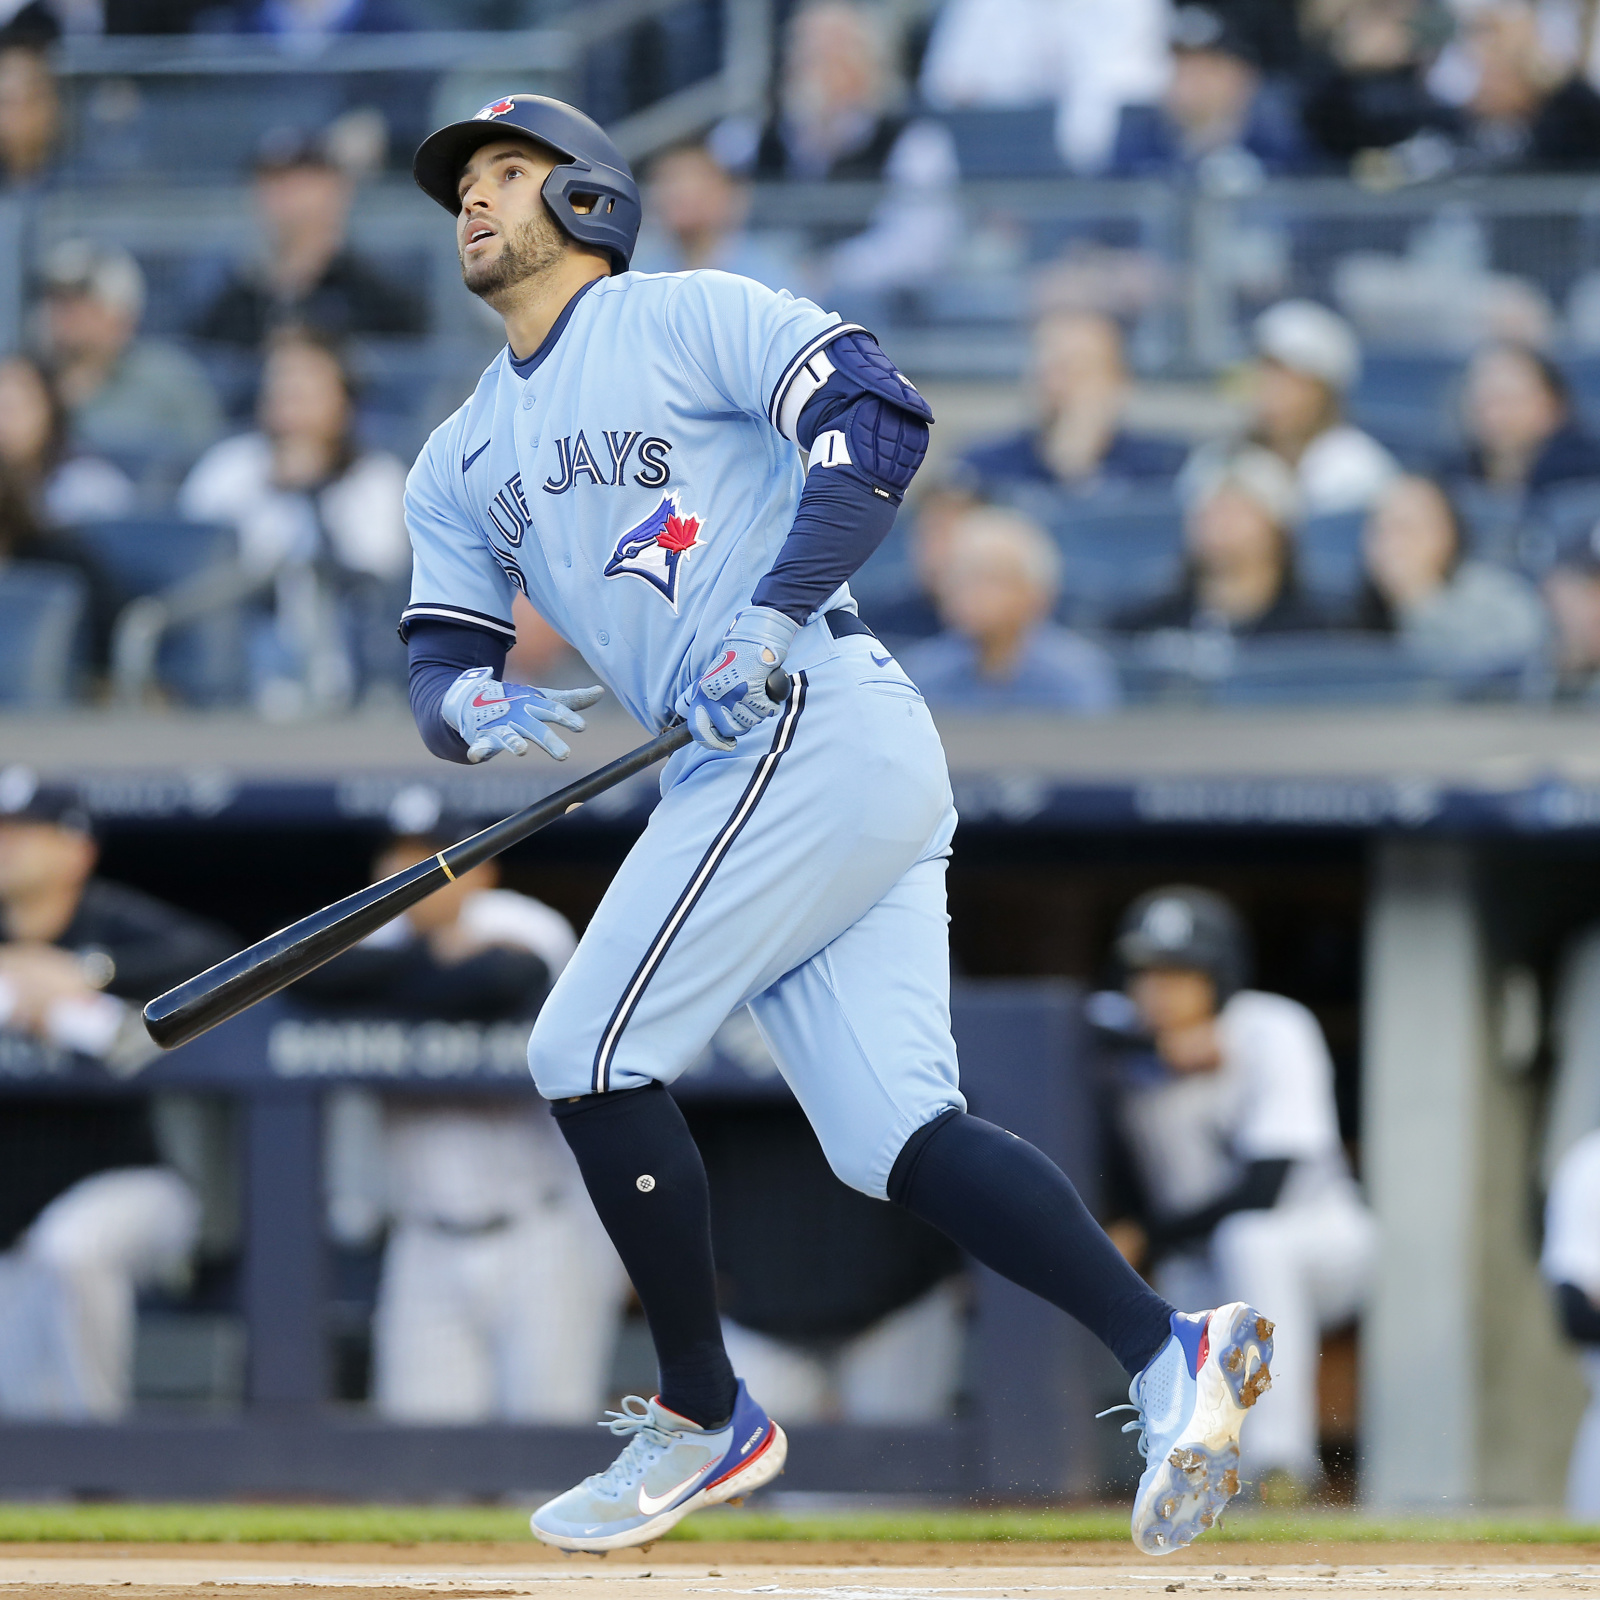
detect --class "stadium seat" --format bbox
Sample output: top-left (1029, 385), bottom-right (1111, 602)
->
top-left (0, 562), bottom-right (88, 707)
top-left (1297, 510), bottom-right (1366, 608)
top-left (938, 107), bottom-right (1067, 178)
top-left (1348, 352), bottom-right (1462, 462)
top-left (1032, 492), bottom-right (1186, 627)
top-left (73, 519), bottom-right (247, 706)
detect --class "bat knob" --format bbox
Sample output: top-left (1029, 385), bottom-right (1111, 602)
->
top-left (765, 668), bottom-right (791, 703)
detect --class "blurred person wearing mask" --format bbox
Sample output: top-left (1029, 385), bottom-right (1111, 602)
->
top-left (1300, 0), bottom-right (1460, 169)
top-left (0, 39), bottom-right (58, 190)
top-left (1542, 1125), bottom-right (1600, 1516)
top-left (955, 311), bottom-right (1186, 500)
top-left (0, 773), bottom-right (228, 1420)
top-left (1107, 5), bottom-right (1312, 182)
top-left (304, 808), bottom-right (626, 1422)
top-left (630, 143), bottom-right (798, 293)
top-left (1119, 448), bottom-right (1331, 636)
top-left (1354, 473), bottom-right (1546, 668)
top-left (900, 504), bottom-right (1120, 711)
top-left (1096, 887), bottom-right (1374, 1501)
top-left (1449, 341), bottom-right (1600, 494)
top-left (0, 354), bottom-right (132, 525)
top-left (178, 325), bottom-right (409, 717)
top-left (752, 1), bottom-right (906, 182)
top-left (1187, 300), bottom-right (1398, 518)
top-left (195, 126), bottom-right (422, 348)
top-left (1457, 0), bottom-right (1600, 172)
top-left (38, 240), bottom-right (223, 467)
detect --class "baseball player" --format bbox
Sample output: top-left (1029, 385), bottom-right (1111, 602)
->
top-left (1543, 1126), bottom-right (1600, 1516)
top-left (1100, 887), bottom-right (1374, 1499)
top-left (398, 94), bottom-right (1274, 1555)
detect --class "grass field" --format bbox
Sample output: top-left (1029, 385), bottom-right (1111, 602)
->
top-left (0, 1503), bottom-right (1594, 1546)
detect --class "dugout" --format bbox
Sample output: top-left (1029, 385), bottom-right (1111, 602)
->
top-left (0, 701), bottom-right (1593, 1506)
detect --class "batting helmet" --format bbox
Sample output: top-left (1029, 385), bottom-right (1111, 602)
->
top-left (1115, 885), bottom-right (1251, 1000)
top-left (413, 94), bottom-right (642, 274)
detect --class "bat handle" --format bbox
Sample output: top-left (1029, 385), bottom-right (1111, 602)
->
top-left (765, 667), bottom-right (791, 703)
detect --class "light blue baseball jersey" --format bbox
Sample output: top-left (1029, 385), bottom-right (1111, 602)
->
top-left (402, 269), bottom-right (863, 730)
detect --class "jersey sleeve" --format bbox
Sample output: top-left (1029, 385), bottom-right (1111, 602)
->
top-left (400, 424), bottom-right (518, 647)
top-left (1227, 996), bottom-right (1341, 1163)
top-left (664, 270), bottom-right (860, 442)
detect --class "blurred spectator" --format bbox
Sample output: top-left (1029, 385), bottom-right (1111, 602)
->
top-left (178, 326), bottom-right (409, 717)
top-left (1107, 4), bottom-right (1312, 182)
top-left (752, 1), bottom-right (906, 182)
top-left (1099, 885), bottom-right (1374, 1499)
top-left (0, 355), bottom-right (133, 525)
top-left (1457, 0), bottom-right (1600, 172)
top-left (918, 0), bottom-right (1168, 172)
top-left (955, 311), bottom-right (1185, 499)
top-left (1299, 0), bottom-right (1458, 169)
top-left (1185, 301), bottom-right (1397, 518)
top-left (38, 240), bottom-right (223, 467)
top-left (1542, 1125), bottom-right (1600, 1516)
top-left (0, 773), bottom-right (228, 1419)
top-left (1354, 474), bottom-right (1547, 669)
top-left (1119, 448), bottom-right (1331, 635)
top-left (1449, 341), bottom-right (1600, 494)
top-left (631, 143), bottom-right (798, 291)
top-left (307, 818), bottom-right (626, 1422)
top-left (860, 484), bottom-right (971, 645)
top-left (0, 40), bottom-right (58, 190)
top-left (504, 594), bottom-right (594, 690)
top-left (900, 505), bottom-right (1121, 712)
top-left (194, 127), bottom-right (422, 347)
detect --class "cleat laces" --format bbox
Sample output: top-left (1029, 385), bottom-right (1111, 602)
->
top-left (586, 1396), bottom-right (679, 1496)
top-left (1095, 1402), bottom-right (1150, 1460)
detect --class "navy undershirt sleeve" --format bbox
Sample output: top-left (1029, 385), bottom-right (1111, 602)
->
top-left (407, 618), bottom-right (509, 764)
top-left (752, 384), bottom-right (911, 624)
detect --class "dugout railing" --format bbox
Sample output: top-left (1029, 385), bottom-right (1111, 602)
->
top-left (0, 981), bottom-right (1113, 1502)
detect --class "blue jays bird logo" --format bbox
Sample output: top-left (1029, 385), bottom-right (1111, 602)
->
top-left (603, 493), bottom-right (704, 610)
top-left (476, 97), bottom-right (518, 119)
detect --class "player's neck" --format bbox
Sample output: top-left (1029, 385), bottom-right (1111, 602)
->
top-left (497, 253), bottom-right (610, 361)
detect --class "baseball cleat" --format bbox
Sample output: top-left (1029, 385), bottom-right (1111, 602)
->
top-left (529, 1380), bottom-right (786, 1552)
top-left (1105, 1302), bottom-right (1274, 1556)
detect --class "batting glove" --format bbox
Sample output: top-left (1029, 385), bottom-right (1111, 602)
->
top-left (441, 667), bottom-right (605, 763)
top-left (676, 606), bottom-right (799, 752)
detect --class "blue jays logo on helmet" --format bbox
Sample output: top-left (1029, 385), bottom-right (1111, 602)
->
top-left (476, 97), bottom-right (518, 120)
top-left (603, 493), bottom-right (705, 611)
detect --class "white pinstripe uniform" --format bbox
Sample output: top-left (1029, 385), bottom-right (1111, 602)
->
top-left (403, 268), bottom-right (964, 1197)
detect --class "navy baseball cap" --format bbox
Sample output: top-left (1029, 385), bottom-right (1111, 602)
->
top-left (0, 767), bottom-right (92, 834)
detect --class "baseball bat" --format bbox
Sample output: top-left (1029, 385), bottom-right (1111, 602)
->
top-left (143, 669), bottom-right (791, 1051)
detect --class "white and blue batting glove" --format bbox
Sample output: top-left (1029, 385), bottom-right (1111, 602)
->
top-left (440, 666), bottom-right (605, 763)
top-left (676, 606), bottom-right (799, 752)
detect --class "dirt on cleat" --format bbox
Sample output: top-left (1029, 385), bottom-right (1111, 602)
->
top-left (726, 1497), bottom-right (745, 1507)
top-left (1240, 1363), bottom-right (1272, 1407)
top-left (1256, 1316), bottom-right (1275, 1341)
top-left (1169, 1448), bottom-right (1206, 1483)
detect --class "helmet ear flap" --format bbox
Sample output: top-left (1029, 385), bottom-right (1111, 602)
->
top-left (539, 163), bottom-right (640, 275)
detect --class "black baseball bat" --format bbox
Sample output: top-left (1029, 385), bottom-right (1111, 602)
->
top-left (143, 670), bottom-right (791, 1051)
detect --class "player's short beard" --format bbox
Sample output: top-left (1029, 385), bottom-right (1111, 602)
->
top-left (461, 203), bottom-right (567, 304)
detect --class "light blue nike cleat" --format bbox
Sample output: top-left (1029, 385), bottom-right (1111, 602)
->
top-left (529, 1380), bottom-right (786, 1552)
top-left (1106, 1302), bottom-right (1275, 1555)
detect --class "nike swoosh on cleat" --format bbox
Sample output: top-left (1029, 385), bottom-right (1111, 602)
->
top-left (636, 1467), bottom-right (710, 1516)
top-left (462, 439), bottom-right (492, 473)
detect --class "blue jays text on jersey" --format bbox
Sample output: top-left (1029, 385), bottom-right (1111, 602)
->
top-left (401, 270), bottom-right (867, 731)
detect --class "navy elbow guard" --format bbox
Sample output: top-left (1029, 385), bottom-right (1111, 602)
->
top-left (790, 330), bottom-right (932, 499)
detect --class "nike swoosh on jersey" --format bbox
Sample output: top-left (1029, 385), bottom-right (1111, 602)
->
top-left (870, 652), bottom-right (892, 667)
top-left (636, 1465), bottom-right (712, 1516)
top-left (462, 438), bottom-right (492, 473)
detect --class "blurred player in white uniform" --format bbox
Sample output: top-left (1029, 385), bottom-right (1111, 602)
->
top-left (1100, 886), bottom-right (1374, 1496)
top-left (313, 803), bottom-right (626, 1422)
top-left (1543, 1127), bottom-right (1600, 1517)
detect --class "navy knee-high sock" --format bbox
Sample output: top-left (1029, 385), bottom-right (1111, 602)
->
top-left (888, 1109), bottom-right (1173, 1376)
top-left (552, 1083), bottom-right (737, 1428)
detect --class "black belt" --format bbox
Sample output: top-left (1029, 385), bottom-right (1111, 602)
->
top-left (825, 610), bottom-right (875, 641)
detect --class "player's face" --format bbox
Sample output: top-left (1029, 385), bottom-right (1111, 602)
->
top-left (456, 139), bottom-right (569, 302)
top-left (1128, 968), bottom-right (1216, 1034)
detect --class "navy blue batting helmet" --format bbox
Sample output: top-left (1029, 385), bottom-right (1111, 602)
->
top-left (413, 94), bottom-right (641, 274)
top-left (1115, 885), bottom-right (1251, 1000)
